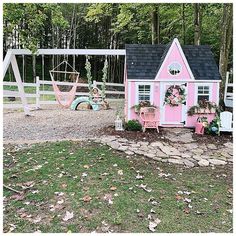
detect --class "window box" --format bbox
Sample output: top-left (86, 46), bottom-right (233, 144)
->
top-left (194, 107), bottom-right (216, 114)
top-left (188, 101), bottom-right (218, 116)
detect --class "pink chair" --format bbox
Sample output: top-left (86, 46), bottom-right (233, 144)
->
top-left (139, 107), bottom-right (159, 133)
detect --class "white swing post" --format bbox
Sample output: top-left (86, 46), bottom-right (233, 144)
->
top-left (3, 48), bottom-right (126, 116)
top-left (3, 51), bottom-right (31, 116)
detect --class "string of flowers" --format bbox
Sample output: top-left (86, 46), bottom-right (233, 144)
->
top-left (101, 56), bottom-right (108, 100)
top-left (164, 85), bottom-right (186, 106)
top-left (85, 55), bottom-right (93, 97)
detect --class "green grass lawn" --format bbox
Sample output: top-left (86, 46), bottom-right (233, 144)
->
top-left (3, 141), bottom-right (233, 233)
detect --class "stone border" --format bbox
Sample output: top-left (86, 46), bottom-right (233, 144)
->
top-left (3, 134), bottom-right (233, 168)
top-left (95, 135), bottom-right (233, 168)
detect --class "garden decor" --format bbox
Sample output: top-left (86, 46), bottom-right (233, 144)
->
top-left (139, 107), bottom-right (159, 133)
top-left (195, 117), bottom-right (208, 135)
top-left (132, 101), bottom-right (156, 113)
top-left (164, 85), bottom-right (186, 106)
top-left (115, 115), bottom-right (124, 131)
top-left (187, 100), bottom-right (218, 116)
top-left (219, 112), bottom-right (233, 135)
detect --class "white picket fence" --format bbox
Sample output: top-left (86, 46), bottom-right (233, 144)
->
top-left (3, 76), bottom-right (125, 109)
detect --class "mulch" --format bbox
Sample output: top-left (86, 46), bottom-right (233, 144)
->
top-left (100, 126), bottom-right (233, 145)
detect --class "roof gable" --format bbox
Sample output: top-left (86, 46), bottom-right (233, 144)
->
top-left (155, 38), bottom-right (194, 80)
top-left (125, 40), bottom-right (221, 81)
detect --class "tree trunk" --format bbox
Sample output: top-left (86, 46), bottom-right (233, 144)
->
top-left (182, 4), bottom-right (186, 44)
top-left (151, 5), bottom-right (160, 44)
top-left (219, 4), bottom-right (233, 95)
top-left (194, 3), bottom-right (201, 45)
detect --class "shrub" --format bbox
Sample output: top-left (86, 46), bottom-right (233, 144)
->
top-left (125, 119), bottom-right (142, 131)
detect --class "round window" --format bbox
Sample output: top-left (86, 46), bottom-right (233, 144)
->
top-left (168, 62), bottom-right (181, 75)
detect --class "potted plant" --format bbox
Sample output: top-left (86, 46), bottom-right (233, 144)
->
top-left (187, 100), bottom-right (219, 116)
top-left (131, 101), bottom-right (157, 114)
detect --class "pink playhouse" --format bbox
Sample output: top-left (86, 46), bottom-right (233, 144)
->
top-left (124, 38), bottom-right (221, 127)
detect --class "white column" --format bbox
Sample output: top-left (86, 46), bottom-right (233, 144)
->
top-left (11, 55), bottom-right (31, 115)
top-left (36, 76), bottom-right (40, 109)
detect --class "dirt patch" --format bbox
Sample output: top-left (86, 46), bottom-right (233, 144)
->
top-left (100, 125), bottom-right (232, 145)
top-left (192, 132), bottom-right (233, 144)
top-left (100, 126), bottom-right (170, 143)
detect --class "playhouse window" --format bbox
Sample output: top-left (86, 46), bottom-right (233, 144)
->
top-left (168, 62), bottom-right (181, 75)
top-left (197, 85), bottom-right (210, 102)
top-left (138, 85), bottom-right (151, 102)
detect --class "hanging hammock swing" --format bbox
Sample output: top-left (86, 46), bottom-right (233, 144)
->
top-left (49, 60), bottom-right (79, 108)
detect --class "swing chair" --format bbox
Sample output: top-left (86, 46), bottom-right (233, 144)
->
top-left (49, 60), bottom-right (80, 108)
top-left (89, 56), bottom-right (109, 110)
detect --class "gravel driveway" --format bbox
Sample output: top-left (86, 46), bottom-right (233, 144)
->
top-left (3, 101), bottom-right (124, 143)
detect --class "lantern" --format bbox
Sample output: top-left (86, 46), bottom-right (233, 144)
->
top-left (115, 115), bottom-right (124, 131)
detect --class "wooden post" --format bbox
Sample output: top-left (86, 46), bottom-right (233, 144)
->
top-left (36, 76), bottom-right (40, 109)
top-left (11, 55), bottom-right (31, 116)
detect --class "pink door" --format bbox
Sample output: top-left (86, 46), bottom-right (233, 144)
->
top-left (161, 83), bottom-right (187, 125)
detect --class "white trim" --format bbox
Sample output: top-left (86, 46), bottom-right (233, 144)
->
top-left (194, 83), bottom-right (213, 105)
top-left (159, 82), bottom-right (164, 125)
top-left (128, 79), bottom-right (221, 82)
top-left (128, 81), bottom-right (132, 120)
top-left (154, 38), bottom-right (195, 80)
top-left (135, 82), bottom-right (154, 105)
top-left (216, 82), bottom-right (220, 106)
top-left (7, 49), bottom-right (126, 56)
top-left (161, 122), bottom-right (185, 125)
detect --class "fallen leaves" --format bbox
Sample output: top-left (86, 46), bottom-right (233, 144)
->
top-left (17, 181), bottom-right (35, 190)
top-left (25, 165), bottom-right (42, 172)
top-left (158, 172), bottom-right (171, 178)
top-left (183, 208), bottom-right (190, 214)
top-left (32, 216), bottom-right (42, 224)
top-left (136, 173), bottom-right (144, 180)
top-left (136, 184), bottom-right (152, 193)
top-left (55, 192), bottom-right (64, 196)
top-left (57, 199), bottom-right (64, 205)
top-left (63, 211), bottom-right (74, 221)
top-left (110, 186), bottom-right (117, 191)
top-left (7, 224), bottom-right (16, 233)
top-left (148, 217), bottom-right (161, 232)
top-left (10, 194), bottom-right (25, 201)
top-left (175, 195), bottom-right (183, 201)
top-left (101, 172), bottom-right (109, 176)
top-left (83, 195), bottom-right (92, 202)
top-left (61, 183), bottom-right (67, 189)
top-left (82, 172), bottom-right (88, 177)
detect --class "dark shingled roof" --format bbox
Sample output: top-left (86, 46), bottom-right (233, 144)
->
top-left (125, 43), bottom-right (221, 81)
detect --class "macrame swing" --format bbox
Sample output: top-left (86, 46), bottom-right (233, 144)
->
top-left (49, 60), bottom-right (79, 108)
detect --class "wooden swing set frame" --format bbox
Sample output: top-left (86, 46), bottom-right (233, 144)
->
top-left (3, 49), bottom-right (126, 116)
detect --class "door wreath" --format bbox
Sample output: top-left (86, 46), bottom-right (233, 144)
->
top-left (164, 85), bottom-right (186, 106)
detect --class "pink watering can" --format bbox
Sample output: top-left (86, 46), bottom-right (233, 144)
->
top-left (195, 117), bottom-right (205, 135)
top-left (195, 122), bottom-right (204, 135)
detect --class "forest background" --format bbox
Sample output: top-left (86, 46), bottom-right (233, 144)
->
top-left (3, 3), bottom-right (233, 95)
